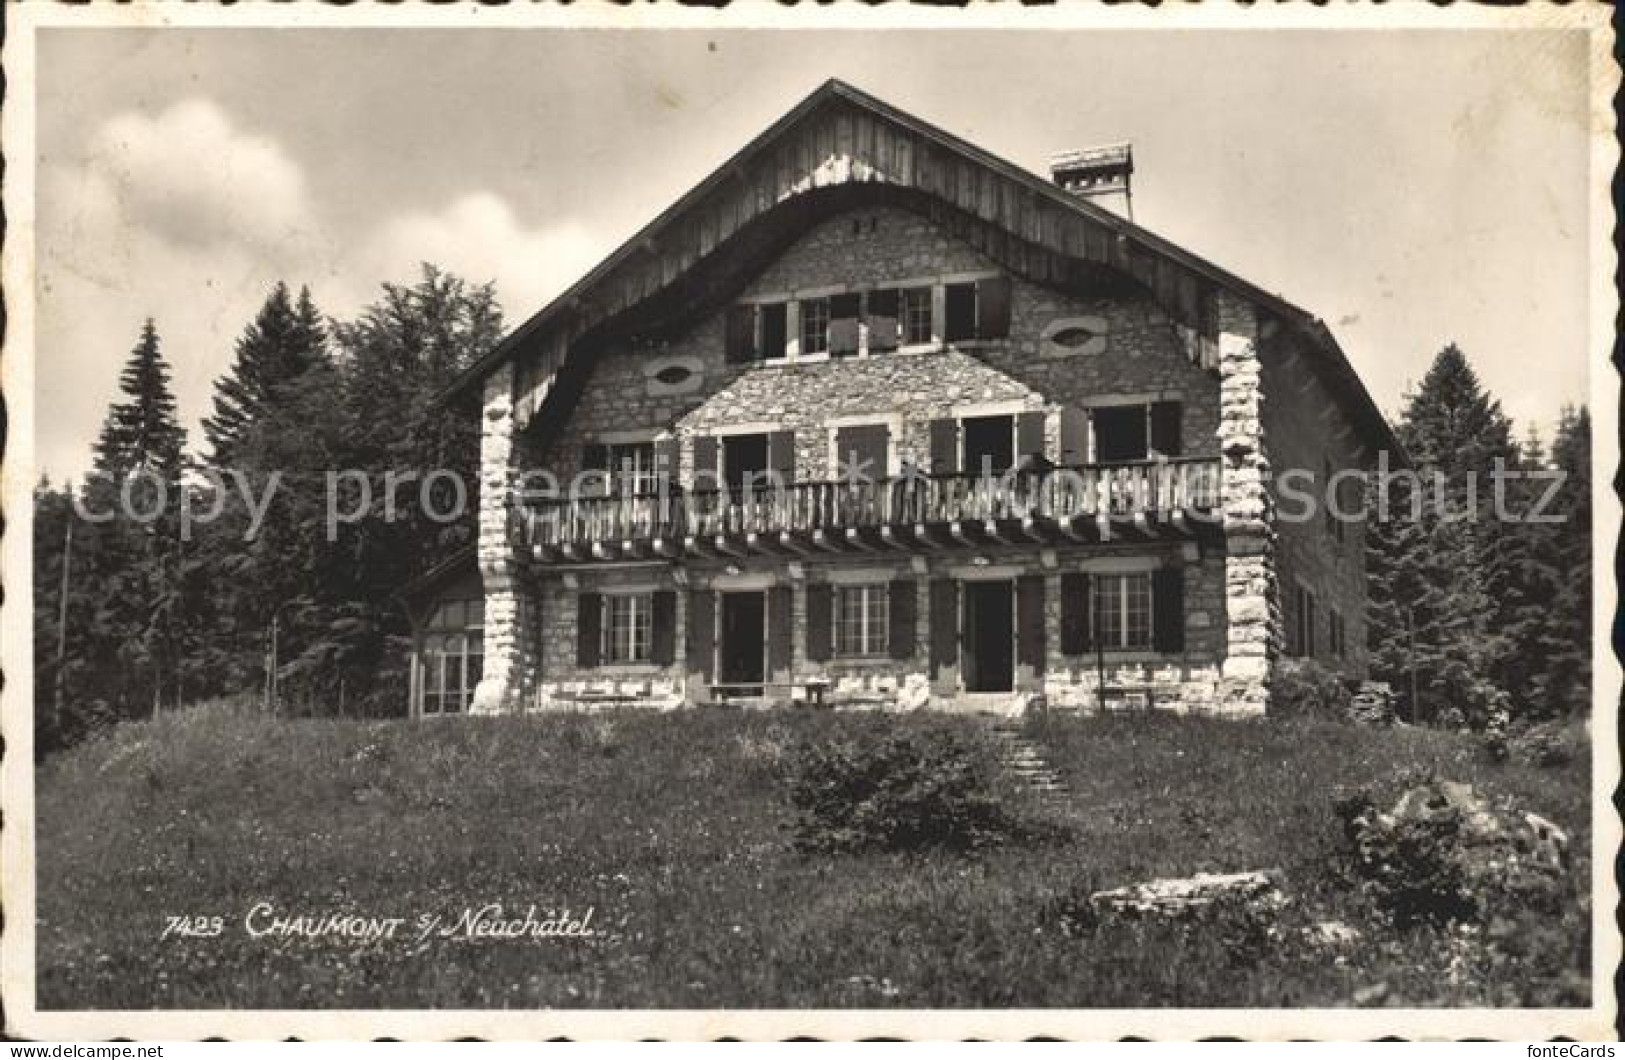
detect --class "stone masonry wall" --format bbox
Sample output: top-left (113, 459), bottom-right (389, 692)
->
top-left (531, 205), bottom-right (1220, 486)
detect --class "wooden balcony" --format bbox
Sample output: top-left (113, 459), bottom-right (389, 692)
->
top-left (520, 458), bottom-right (1223, 563)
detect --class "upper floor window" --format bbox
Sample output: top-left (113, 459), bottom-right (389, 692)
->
top-left (800, 297), bottom-right (831, 355)
top-left (609, 441), bottom-right (657, 495)
top-left (902, 286), bottom-right (934, 346)
top-left (835, 583), bottom-right (889, 657)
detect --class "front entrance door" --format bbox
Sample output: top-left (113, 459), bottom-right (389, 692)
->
top-left (719, 591), bottom-right (766, 691)
top-left (962, 580), bottom-right (1014, 693)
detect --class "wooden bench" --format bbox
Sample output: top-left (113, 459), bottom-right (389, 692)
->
top-left (709, 680), bottom-right (832, 708)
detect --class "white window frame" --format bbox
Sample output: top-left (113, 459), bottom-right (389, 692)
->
top-left (834, 583), bottom-right (889, 658)
top-left (800, 296), bottom-right (831, 356)
top-left (901, 285), bottom-right (934, 347)
top-left (602, 592), bottom-right (654, 665)
top-left (419, 600), bottom-right (485, 717)
top-left (606, 440), bottom-right (658, 496)
top-left (1096, 572), bottom-right (1153, 651)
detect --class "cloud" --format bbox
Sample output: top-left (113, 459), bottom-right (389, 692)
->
top-left (348, 192), bottom-right (605, 321)
top-left (83, 98), bottom-right (317, 254)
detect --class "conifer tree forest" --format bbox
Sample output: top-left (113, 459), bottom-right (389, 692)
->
top-left (32, 272), bottom-right (1593, 754)
top-left (34, 266), bottom-right (498, 754)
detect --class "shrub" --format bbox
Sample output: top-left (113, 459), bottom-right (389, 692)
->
top-left (1272, 660), bottom-right (1353, 721)
top-left (784, 725), bottom-right (1020, 854)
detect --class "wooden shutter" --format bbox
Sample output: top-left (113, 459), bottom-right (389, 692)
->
top-left (975, 275), bottom-right (1013, 339)
top-left (888, 579), bottom-right (916, 660)
top-left (1059, 407), bottom-right (1089, 466)
top-left (725, 304), bottom-right (757, 364)
top-left (767, 586), bottom-right (793, 682)
top-left (768, 430), bottom-right (796, 485)
top-left (1015, 411), bottom-right (1046, 461)
top-left (1060, 572), bottom-right (1090, 656)
top-left (805, 583), bottom-right (833, 663)
top-left (867, 289), bottom-right (900, 352)
top-left (829, 293), bottom-right (862, 357)
top-left (653, 436), bottom-right (680, 492)
top-left (687, 590), bottom-right (715, 683)
top-left (1151, 401), bottom-right (1183, 457)
top-left (929, 578), bottom-right (958, 677)
top-left (692, 435), bottom-right (719, 486)
top-left (651, 590), bottom-right (677, 665)
top-left (1016, 574), bottom-right (1046, 676)
top-left (834, 423), bottom-right (889, 482)
top-left (929, 417), bottom-right (960, 475)
top-left (760, 303), bottom-right (788, 360)
top-left (1152, 568), bottom-right (1185, 653)
top-left (944, 282), bottom-right (977, 342)
top-left (576, 592), bottom-right (602, 668)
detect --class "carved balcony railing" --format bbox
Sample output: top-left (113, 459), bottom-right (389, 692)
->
top-left (520, 457), bottom-right (1223, 562)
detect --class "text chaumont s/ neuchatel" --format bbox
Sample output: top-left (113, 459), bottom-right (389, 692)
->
top-left (160, 903), bottom-right (597, 943)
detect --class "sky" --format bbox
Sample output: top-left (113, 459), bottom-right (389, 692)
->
top-left (33, 27), bottom-right (1592, 482)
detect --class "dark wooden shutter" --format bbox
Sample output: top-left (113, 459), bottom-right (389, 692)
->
top-left (767, 585), bottom-right (793, 682)
top-left (975, 275), bottom-right (1013, 339)
top-left (1016, 574), bottom-right (1046, 676)
top-left (834, 423), bottom-right (889, 482)
top-left (582, 443), bottom-right (609, 473)
top-left (692, 435), bottom-right (719, 487)
top-left (1016, 411), bottom-right (1046, 461)
top-left (1152, 568), bottom-right (1185, 653)
top-left (725, 304), bottom-right (757, 364)
top-left (867, 289), bottom-right (900, 352)
top-left (1151, 401), bottom-right (1183, 457)
top-left (929, 417), bottom-right (960, 475)
top-left (1059, 407), bottom-right (1089, 466)
top-left (1060, 572), bottom-right (1090, 656)
top-left (651, 590), bottom-right (677, 665)
top-left (944, 282), bottom-right (977, 342)
top-left (576, 592), bottom-right (602, 668)
top-left (888, 579), bottom-right (916, 660)
top-left (830, 292), bottom-right (862, 357)
top-left (767, 430), bottom-right (796, 485)
top-left (687, 589), bottom-right (715, 683)
top-left (653, 436), bottom-right (680, 485)
top-left (929, 578), bottom-right (958, 677)
top-left (805, 583), bottom-right (833, 662)
top-left (761, 303), bottom-right (788, 360)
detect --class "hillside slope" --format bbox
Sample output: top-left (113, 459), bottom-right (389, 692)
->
top-left (36, 703), bottom-right (1592, 1009)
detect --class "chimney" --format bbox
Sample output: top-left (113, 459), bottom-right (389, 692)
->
top-left (1050, 143), bottom-right (1135, 221)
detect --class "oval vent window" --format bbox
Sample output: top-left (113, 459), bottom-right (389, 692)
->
top-left (654, 365), bottom-right (693, 386)
top-left (1050, 326), bottom-right (1102, 349)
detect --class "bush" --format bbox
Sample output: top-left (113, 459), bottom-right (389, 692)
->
top-left (785, 725), bottom-right (1020, 854)
top-left (1272, 660), bottom-right (1353, 721)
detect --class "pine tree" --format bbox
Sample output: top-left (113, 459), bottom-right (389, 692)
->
top-left (1541, 405), bottom-right (1592, 715)
top-left (1367, 344), bottom-right (1518, 728)
top-left (92, 319), bottom-right (187, 484)
top-left (202, 283), bottom-right (328, 467)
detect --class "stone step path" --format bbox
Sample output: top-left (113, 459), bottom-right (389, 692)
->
top-left (986, 720), bottom-right (1070, 801)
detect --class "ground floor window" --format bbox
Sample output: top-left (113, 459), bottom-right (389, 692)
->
top-left (1328, 608), bottom-right (1346, 659)
top-left (419, 598), bottom-right (485, 716)
top-left (1293, 584), bottom-right (1318, 658)
top-left (604, 592), bottom-right (654, 664)
top-left (1097, 572), bottom-right (1152, 650)
top-left (835, 583), bottom-right (889, 657)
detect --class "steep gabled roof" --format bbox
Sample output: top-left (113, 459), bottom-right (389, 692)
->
top-left (441, 78), bottom-right (1400, 460)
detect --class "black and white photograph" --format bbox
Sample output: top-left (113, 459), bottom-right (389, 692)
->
top-left (2, 2), bottom-right (1618, 1043)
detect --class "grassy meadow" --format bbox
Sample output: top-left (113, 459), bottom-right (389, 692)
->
top-left (36, 702), bottom-right (1593, 1009)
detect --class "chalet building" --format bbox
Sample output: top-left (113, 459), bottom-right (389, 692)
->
top-left (408, 79), bottom-right (1399, 719)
